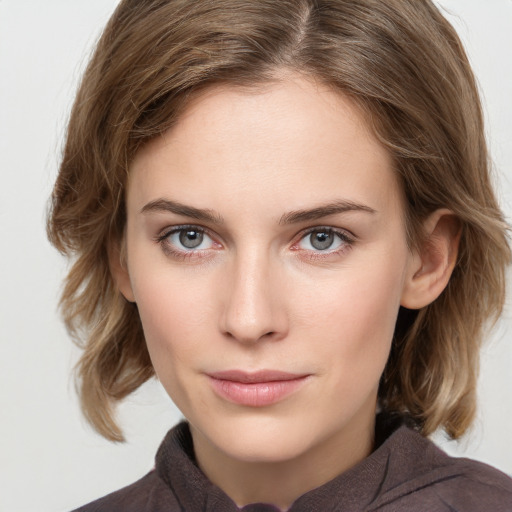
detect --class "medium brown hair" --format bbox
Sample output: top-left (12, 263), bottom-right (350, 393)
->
top-left (48, 0), bottom-right (510, 441)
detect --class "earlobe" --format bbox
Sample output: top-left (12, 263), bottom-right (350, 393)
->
top-left (401, 209), bottom-right (461, 310)
top-left (108, 239), bottom-right (136, 303)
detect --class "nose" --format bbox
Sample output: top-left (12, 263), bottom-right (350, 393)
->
top-left (219, 250), bottom-right (288, 344)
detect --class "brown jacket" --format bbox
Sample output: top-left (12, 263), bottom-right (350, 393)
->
top-left (73, 415), bottom-right (512, 511)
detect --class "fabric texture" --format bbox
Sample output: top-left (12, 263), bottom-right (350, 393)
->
top-left (72, 414), bottom-right (512, 511)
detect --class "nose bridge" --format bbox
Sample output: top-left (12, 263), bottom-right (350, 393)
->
top-left (220, 245), bottom-right (286, 343)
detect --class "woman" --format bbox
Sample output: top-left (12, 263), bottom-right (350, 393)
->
top-left (48, 0), bottom-right (512, 510)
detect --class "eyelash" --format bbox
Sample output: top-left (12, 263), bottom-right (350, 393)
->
top-left (154, 224), bottom-right (218, 261)
top-left (154, 225), bottom-right (356, 262)
top-left (294, 227), bottom-right (355, 260)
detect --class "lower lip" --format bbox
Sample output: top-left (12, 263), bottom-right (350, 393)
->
top-left (208, 376), bottom-right (309, 407)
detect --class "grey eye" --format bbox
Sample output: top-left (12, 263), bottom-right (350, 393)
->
top-left (179, 229), bottom-right (204, 249)
top-left (309, 230), bottom-right (335, 250)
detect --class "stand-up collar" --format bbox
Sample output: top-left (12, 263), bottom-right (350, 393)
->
top-left (154, 414), bottom-right (446, 512)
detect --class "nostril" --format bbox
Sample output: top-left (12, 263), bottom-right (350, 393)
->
top-left (222, 328), bottom-right (279, 344)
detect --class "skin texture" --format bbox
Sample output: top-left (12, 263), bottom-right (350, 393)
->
top-left (114, 74), bottom-right (459, 510)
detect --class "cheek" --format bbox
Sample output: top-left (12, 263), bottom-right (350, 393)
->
top-left (296, 255), bottom-right (404, 328)
top-left (130, 271), bottom-right (213, 414)
top-left (290, 252), bottom-right (406, 378)
top-left (129, 262), bottom-right (214, 364)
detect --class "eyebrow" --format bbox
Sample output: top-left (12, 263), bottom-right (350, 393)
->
top-left (278, 200), bottom-right (377, 225)
top-left (141, 199), bottom-right (225, 225)
top-left (140, 198), bottom-right (376, 225)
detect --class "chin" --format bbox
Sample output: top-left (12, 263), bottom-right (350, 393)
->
top-left (219, 432), bottom-right (311, 464)
top-left (194, 412), bottom-right (336, 464)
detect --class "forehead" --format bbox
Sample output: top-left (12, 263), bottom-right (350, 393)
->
top-left (128, 75), bottom-right (402, 219)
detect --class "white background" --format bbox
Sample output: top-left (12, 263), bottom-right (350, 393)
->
top-left (1, 1), bottom-right (511, 511)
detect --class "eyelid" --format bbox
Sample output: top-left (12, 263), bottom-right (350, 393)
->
top-left (294, 226), bottom-right (356, 245)
top-left (155, 224), bottom-right (215, 242)
top-left (290, 226), bottom-right (357, 260)
top-left (154, 223), bottom-right (355, 261)
top-left (154, 224), bottom-right (223, 260)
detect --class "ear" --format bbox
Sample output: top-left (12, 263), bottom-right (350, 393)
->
top-left (401, 209), bottom-right (461, 310)
top-left (108, 238), bottom-right (136, 303)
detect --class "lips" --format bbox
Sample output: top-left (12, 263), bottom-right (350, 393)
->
top-left (207, 370), bottom-right (310, 407)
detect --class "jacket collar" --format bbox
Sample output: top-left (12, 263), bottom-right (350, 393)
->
top-left (154, 414), bottom-right (437, 511)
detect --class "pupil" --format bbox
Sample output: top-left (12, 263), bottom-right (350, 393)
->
top-left (179, 229), bottom-right (203, 249)
top-left (311, 231), bottom-right (334, 250)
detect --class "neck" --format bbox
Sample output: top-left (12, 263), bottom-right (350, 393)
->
top-left (191, 411), bottom-right (376, 510)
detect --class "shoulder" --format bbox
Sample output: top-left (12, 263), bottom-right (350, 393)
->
top-left (431, 456), bottom-right (512, 511)
top-left (71, 470), bottom-right (180, 512)
top-left (70, 422), bottom-right (195, 512)
top-left (372, 425), bottom-right (512, 512)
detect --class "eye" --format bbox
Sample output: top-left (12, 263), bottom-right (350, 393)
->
top-left (176, 228), bottom-right (205, 249)
top-left (156, 226), bottom-right (219, 257)
top-left (297, 228), bottom-right (352, 252)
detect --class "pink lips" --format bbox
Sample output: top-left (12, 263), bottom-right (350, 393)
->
top-left (207, 370), bottom-right (310, 407)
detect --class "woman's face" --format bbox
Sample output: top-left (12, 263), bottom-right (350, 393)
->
top-left (122, 75), bottom-right (414, 467)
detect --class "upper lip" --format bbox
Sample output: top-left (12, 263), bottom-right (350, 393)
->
top-left (207, 370), bottom-right (309, 383)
